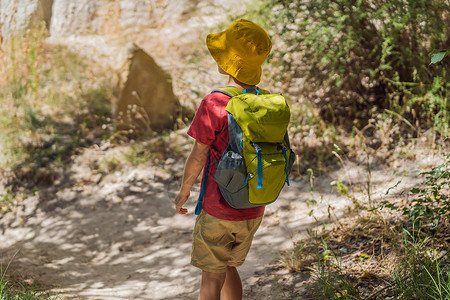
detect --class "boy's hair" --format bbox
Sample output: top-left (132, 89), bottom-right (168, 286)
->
top-left (206, 19), bottom-right (272, 86)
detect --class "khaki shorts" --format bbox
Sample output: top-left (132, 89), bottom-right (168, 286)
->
top-left (191, 211), bottom-right (262, 273)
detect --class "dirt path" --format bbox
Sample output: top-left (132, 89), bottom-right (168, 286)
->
top-left (1, 140), bottom-right (444, 299)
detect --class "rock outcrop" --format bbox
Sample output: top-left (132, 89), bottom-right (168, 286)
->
top-left (49, 0), bottom-right (101, 36)
top-left (0, 0), bottom-right (53, 38)
top-left (116, 45), bottom-right (179, 134)
top-left (1, 0), bottom-right (171, 38)
top-left (118, 0), bottom-right (166, 34)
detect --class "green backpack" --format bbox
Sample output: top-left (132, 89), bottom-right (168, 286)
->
top-left (195, 86), bottom-right (295, 214)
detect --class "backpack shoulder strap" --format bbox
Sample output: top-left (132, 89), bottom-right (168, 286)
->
top-left (259, 88), bottom-right (271, 95)
top-left (210, 86), bottom-right (243, 97)
top-left (211, 87), bottom-right (272, 97)
top-left (194, 150), bottom-right (211, 215)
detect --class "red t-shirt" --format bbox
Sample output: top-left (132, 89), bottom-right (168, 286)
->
top-left (187, 91), bottom-right (265, 221)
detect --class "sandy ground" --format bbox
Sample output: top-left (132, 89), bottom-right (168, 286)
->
top-left (0, 139), bottom-right (446, 299)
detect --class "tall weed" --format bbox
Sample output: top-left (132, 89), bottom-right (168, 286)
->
top-left (0, 23), bottom-right (114, 185)
top-left (392, 230), bottom-right (450, 299)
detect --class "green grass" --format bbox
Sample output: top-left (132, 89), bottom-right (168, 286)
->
top-left (392, 230), bottom-right (450, 300)
top-left (0, 278), bottom-right (56, 300)
top-left (0, 253), bottom-right (56, 300)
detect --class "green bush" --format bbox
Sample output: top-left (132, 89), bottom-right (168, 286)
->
top-left (250, 0), bottom-right (449, 135)
top-left (381, 156), bottom-right (449, 230)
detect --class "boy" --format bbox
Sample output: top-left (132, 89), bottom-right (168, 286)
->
top-left (174, 19), bottom-right (272, 300)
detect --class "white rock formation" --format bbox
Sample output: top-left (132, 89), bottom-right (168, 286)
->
top-left (0, 0), bottom-right (52, 38)
top-left (49, 0), bottom-right (101, 36)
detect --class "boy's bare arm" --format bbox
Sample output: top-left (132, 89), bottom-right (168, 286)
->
top-left (174, 140), bottom-right (210, 214)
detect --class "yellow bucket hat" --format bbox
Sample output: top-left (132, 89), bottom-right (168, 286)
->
top-left (206, 19), bottom-right (272, 85)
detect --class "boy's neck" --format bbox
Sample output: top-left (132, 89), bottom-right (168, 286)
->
top-left (227, 76), bottom-right (257, 91)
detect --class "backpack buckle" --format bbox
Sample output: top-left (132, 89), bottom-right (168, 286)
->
top-left (251, 142), bottom-right (262, 153)
top-left (243, 88), bottom-right (260, 95)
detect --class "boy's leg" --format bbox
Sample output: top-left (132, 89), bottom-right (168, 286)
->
top-left (222, 266), bottom-right (242, 300)
top-left (192, 212), bottom-right (262, 300)
top-left (199, 270), bottom-right (226, 300)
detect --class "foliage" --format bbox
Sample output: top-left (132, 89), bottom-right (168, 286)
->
top-left (431, 50), bottom-right (450, 65)
top-left (381, 156), bottom-right (450, 230)
top-left (0, 281), bottom-right (54, 300)
top-left (287, 100), bottom-right (339, 173)
top-left (1, 256), bottom-right (56, 300)
top-left (282, 209), bottom-right (450, 299)
top-left (313, 263), bottom-right (361, 299)
top-left (304, 155), bottom-right (450, 298)
top-left (0, 23), bottom-right (115, 187)
top-left (279, 229), bottom-right (363, 298)
top-left (392, 230), bottom-right (450, 299)
top-left (248, 0), bottom-right (449, 136)
top-left (279, 240), bottom-right (320, 272)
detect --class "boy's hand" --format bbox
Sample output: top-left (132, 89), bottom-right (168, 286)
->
top-left (174, 140), bottom-right (209, 215)
top-left (175, 191), bottom-right (190, 214)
